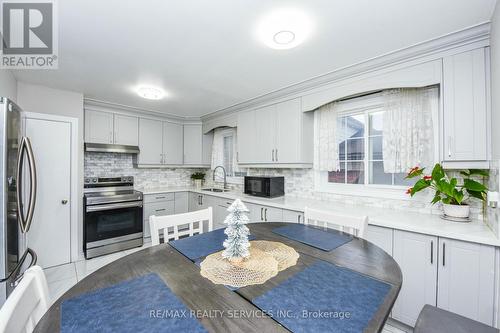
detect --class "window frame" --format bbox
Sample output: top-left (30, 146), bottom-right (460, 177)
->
top-left (216, 127), bottom-right (246, 185)
top-left (314, 91), bottom-right (439, 200)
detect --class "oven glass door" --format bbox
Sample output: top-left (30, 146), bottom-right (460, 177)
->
top-left (85, 202), bottom-right (143, 244)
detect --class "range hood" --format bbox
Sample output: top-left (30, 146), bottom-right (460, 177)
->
top-left (85, 143), bottom-right (140, 154)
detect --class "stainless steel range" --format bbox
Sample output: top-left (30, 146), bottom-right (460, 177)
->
top-left (84, 176), bottom-right (143, 259)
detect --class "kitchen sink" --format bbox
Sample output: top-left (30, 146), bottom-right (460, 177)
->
top-left (201, 188), bottom-right (231, 192)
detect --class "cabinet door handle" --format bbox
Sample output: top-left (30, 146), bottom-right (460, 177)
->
top-left (260, 207), bottom-right (263, 221)
top-left (448, 136), bottom-right (452, 157)
top-left (109, 131), bottom-right (113, 143)
top-left (201, 196), bottom-right (203, 205)
top-left (237, 152), bottom-right (239, 162)
top-left (297, 215), bottom-right (301, 224)
top-left (156, 196), bottom-right (166, 199)
top-left (264, 208), bottom-right (268, 221)
top-left (276, 149), bottom-right (278, 162)
top-left (114, 132), bottom-right (117, 144)
top-left (271, 149), bottom-right (274, 162)
top-left (155, 208), bottom-right (166, 212)
top-left (442, 242), bottom-right (446, 266)
top-left (430, 240), bottom-right (433, 264)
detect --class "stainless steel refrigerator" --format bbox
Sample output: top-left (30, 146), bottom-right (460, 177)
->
top-left (0, 97), bottom-right (37, 305)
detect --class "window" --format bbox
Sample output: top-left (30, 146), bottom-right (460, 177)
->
top-left (328, 110), bottom-right (412, 186)
top-left (212, 127), bottom-right (247, 183)
top-left (316, 89), bottom-right (438, 196)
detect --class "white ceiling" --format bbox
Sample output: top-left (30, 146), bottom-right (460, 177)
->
top-left (12, 0), bottom-right (497, 117)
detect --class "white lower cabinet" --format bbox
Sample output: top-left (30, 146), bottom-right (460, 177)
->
top-left (189, 193), bottom-right (209, 211)
top-left (214, 198), bottom-right (233, 230)
top-left (143, 194), bottom-right (175, 239)
top-left (392, 230), bottom-right (496, 327)
top-left (392, 230), bottom-right (438, 327)
top-left (246, 203), bottom-right (283, 222)
top-left (365, 225), bottom-right (393, 256)
top-left (282, 210), bottom-right (304, 224)
top-left (174, 192), bottom-right (188, 214)
top-left (436, 237), bottom-right (495, 325)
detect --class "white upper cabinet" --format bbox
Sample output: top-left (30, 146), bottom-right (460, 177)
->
top-left (237, 98), bottom-right (313, 167)
top-left (392, 230), bottom-right (438, 327)
top-left (437, 238), bottom-right (495, 325)
top-left (163, 121), bottom-right (183, 165)
top-left (138, 118), bottom-right (163, 165)
top-left (236, 110), bottom-right (255, 164)
top-left (183, 124), bottom-right (203, 165)
top-left (85, 110), bottom-right (139, 146)
top-left (113, 114), bottom-right (138, 146)
top-left (183, 124), bottom-right (212, 166)
top-left (254, 105), bottom-right (276, 163)
top-left (275, 99), bottom-right (301, 163)
top-left (443, 48), bottom-right (488, 165)
top-left (85, 110), bottom-right (114, 144)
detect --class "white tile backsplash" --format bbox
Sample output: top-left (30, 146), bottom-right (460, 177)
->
top-left (84, 152), bottom-right (202, 189)
top-left (85, 153), bottom-right (487, 221)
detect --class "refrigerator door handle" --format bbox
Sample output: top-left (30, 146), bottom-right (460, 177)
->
top-left (16, 137), bottom-right (37, 233)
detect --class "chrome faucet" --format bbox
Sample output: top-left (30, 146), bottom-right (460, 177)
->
top-left (213, 165), bottom-right (227, 189)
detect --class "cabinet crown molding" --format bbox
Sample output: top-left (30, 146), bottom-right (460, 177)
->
top-left (84, 98), bottom-right (202, 123)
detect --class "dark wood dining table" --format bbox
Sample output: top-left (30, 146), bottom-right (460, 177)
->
top-left (34, 222), bottom-right (402, 333)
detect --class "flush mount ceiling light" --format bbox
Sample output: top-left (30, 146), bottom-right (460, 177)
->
top-left (273, 31), bottom-right (295, 45)
top-left (136, 86), bottom-right (165, 100)
top-left (256, 8), bottom-right (313, 50)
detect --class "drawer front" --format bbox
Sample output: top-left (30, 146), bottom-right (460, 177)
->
top-left (144, 201), bottom-right (175, 221)
top-left (144, 193), bottom-right (175, 204)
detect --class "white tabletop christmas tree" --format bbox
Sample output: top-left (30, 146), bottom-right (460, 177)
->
top-left (222, 199), bottom-right (251, 262)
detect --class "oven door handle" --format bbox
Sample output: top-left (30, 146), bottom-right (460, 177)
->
top-left (86, 201), bottom-right (143, 212)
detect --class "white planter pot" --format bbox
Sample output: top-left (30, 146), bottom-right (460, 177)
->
top-left (442, 203), bottom-right (470, 219)
top-left (193, 179), bottom-right (203, 188)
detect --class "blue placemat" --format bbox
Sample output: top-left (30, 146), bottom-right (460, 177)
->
top-left (252, 260), bottom-right (391, 333)
top-left (273, 224), bottom-right (353, 251)
top-left (170, 228), bottom-right (255, 261)
top-left (61, 273), bottom-right (206, 333)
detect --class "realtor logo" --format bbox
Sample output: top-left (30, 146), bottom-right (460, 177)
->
top-left (0, 0), bottom-right (58, 69)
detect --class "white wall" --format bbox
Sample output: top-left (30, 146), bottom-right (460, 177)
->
top-left (0, 70), bottom-right (17, 102)
top-left (17, 82), bottom-right (85, 259)
top-left (491, 2), bottom-right (500, 159)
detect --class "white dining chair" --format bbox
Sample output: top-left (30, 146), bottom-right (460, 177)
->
top-left (304, 207), bottom-right (368, 238)
top-left (0, 265), bottom-right (50, 333)
top-left (149, 207), bottom-right (213, 246)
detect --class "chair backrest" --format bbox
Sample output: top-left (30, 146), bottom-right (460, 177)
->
top-left (149, 207), bottom-right (213, 246)
top-left (304, 207), bottom-right (368, 238)
top-left (0, 265), bottom-right (50, 333)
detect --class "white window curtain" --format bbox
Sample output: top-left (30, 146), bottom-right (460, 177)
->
top-left (314, 102), bottom-right (341, 172)
top-left (211, 127), bottom-right (239, 175)
top-left (211, 128), bottom-right (225, 170)
top-left (382, 87), bottom-right (437, 173)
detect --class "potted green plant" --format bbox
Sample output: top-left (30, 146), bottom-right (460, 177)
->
top-left (191, 172), bottom-right (206, 189)
top-left (406, 163), bottom-right (488, 221)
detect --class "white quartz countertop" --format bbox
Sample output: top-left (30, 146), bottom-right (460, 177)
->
top-left (138, 186), bottom-right (500, 247)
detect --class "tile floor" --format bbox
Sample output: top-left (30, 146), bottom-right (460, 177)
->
top-left (42, 240), bottom-right (411, 333)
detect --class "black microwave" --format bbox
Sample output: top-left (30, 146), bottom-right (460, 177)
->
top-left (244, 176), bottom-right (284, 198)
